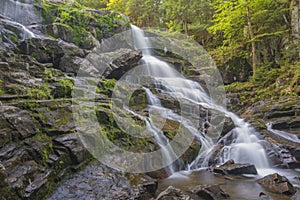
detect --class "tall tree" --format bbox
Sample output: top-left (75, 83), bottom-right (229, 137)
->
top-left (209, 0), bottom-right (289, 78)
top-left (107, 0), bottom-right (161, 27)
top-left (245, 0), bottom-right (257, 77)
top-left (107, 0), bottom-right (127, 13)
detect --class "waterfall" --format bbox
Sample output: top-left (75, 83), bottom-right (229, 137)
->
top-left (129, 25), bottom-right (270, 174)
top-left (1, 18), bottom-right (37, 39)
top-left (267, 123), bottom-right (300, 143)
top-left (0, 0), bottom-right (41, 25)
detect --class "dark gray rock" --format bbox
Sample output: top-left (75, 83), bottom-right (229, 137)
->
top-left (53, 133), bottom-right (89, 164)
top-left (272, 116), bottom-right (300, 130)
top-left (44, 23), bottom-right (100, 50)
top-left (0, 162), bottom-right (6, 186)
top-left (257, 173), bottom-right (296, 195)
top-left (34, 104), bottom-right (75, 136)
top-left (156, 186), bottom-right (193, 200)
top-left (18, 37), bottom-right (87, 71)
top-left (135, 179), bottom-right (158, 199)
top-left (58, 55), bottom-right (84, 74)
top-left (104, 48), bottom-right (142, 80)
top-left (0, 106), bottom-right (38, 145)
top-left (218, 57), bottom-right (252, 85)
top-left (47, 161), bottom-right (139, 200)
top-left (24, 170), bottom-right (52, 198)
top-left (192, 184), bottom-right (230, 200)
top-left (213, 159), bottom-right (257, 175)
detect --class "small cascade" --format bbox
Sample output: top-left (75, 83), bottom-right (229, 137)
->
top-left (218, 123), bottom-right (269, 168)
top-left (267, 123), bottom-right (300, 143)
top-left (0, 0), bottom-right (42, 25)
top-left (1, 18), bottom-right (37, 39)
top-left (129, 25), bottom-right (270, 175)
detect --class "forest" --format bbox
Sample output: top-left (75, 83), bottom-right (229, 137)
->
top-left (0, 0), bottom-right (299, 199)
top-left (77, 0), bottom-right (300, 105)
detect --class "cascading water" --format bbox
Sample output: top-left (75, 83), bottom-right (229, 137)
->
top-left (0, 0), bottom-right (41, 25)
top-left (1, 18), bottom-right (37, 39)
top-left (267, 123), bottom-right (300, 143)
top-left (129, 25), bottom-right (270, 174)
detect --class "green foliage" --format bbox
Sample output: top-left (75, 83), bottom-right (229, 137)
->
top-left (28, 83), bottom-right (52, 100)
top-left (41, 0), bottom-right (123, 48)
top-left (209, 0), bottom-right (289, 60)
top-left (108, 0), bottom-right (161, 27)
top-left (77, 0), bottom-right (108, 9)
top-left (0, 80), bottom-right (3, 95)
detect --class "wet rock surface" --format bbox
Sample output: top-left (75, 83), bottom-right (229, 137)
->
top-left (192, 184), bottom-right (230, 200)
top-left (240, 97), bottom-right (300, 169)
top-left (0, 106), bottom-right (38, 146)
top-left (257, 173), bottom-right (296, 195)
top-left (212, 159), bottom-right (258, 175)
top-left (156, 186), bottom-right (193, 200)
top-left (47, 162), bottom-right (134, 200)
top-left (47, 161), bottom-right (157, 200)
top-left (104, 48), bottom-right (143, 80)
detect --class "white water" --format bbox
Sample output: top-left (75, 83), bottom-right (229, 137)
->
top-left (1, 18), bottom-right (37, 39)
top-left (267, 123), bottom-right (300, 143)
top-left (130, 25), bottom-right (270, 174)
top-left (0, 0), bottom-right (41, 25)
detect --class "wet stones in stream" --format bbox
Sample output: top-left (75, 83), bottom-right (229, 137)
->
top-left (257, 173), bottom-right (296, 195)
top-left (212, 159), bottom-right (258, 175)
top-left (156, 186), bottom-right (193, 200)
top-left (192, 184), bottom-right (230, 200)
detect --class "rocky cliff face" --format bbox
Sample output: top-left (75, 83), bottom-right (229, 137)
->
top-left (0, 1), bottom-right (150, 199)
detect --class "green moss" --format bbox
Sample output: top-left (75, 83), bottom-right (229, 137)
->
top-left (97, 78), bottom-right (116, 95)
top-left (40, 0), bottom-right (124, 48)
top-left (0, 80), bottom-right (4, 95)
top-left (28, 83), bottom-right (53, 100)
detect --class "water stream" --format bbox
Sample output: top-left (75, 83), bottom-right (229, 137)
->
top-left (267, 122), bottom-right (300, 143)
top-left (0, 0), bottom-right (42, 25)
top-left (1, 18), bottom-right (37, 39)
top-left (129, 25), bottom-right (270, 173)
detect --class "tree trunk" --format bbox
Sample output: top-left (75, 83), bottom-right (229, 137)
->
top-left (245, 0), bottom-right (257, 78)
top-left (291, 0), bottom-right (300, 38)
top-left (183, 19), bottom-right (188, 35)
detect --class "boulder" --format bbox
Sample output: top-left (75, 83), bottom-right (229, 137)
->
top-left (17, 37), bottom-right (87, 71)
top-left (257, 173), bottom-right (296, 195)
top-left (213, 160), bottom-right (257, 175)
top-left (103, 48), bottom-right (142, 80)
top-left (218, 57), bottom-right (252, 85)
top-left (135, 179), bottom-right (158, 199)
top-left (44, 23), bottom-right (100, 50)
top-left (156, 186), bottom-right (193, 200)
top-left (192, 184), bottom-right (230, 200)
